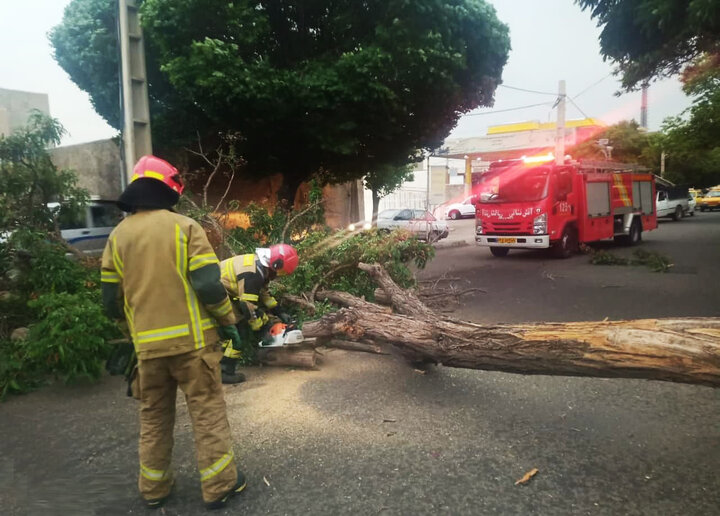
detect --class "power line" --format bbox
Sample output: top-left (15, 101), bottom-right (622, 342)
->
top-left (460, 102), bottom-right (554, 117)
top-left (499, 84), bottom-right (559, 96)
top-left (567, 97), bottom-right (591, 119)
top-left (573, 72), bottom-right (613, 99)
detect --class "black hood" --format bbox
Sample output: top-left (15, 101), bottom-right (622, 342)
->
top-left (117, 178), bottom-right (180, 213)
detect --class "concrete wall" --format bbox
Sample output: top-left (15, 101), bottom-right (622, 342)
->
top-left (0, 88), bottom-right (50, 137)
top-left (50, 139), bottom-right (123, 200)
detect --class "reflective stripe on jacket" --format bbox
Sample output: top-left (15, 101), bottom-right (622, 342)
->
top-left (101, 210), bottom-right (230, 359)
top-left (219, 254), bottom-right (278, 315)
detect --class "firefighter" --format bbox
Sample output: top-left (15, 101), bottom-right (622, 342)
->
top-left (218, 244), bottom-right (298, 383)
top-left (101, 155), bottom-right (245, 510)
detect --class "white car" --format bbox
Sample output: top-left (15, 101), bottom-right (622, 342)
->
top-left (377, 209), bottom-right (449, 241)
top-left (443, 196), bottom-right (477, 220)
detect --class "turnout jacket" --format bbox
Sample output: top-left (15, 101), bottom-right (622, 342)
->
top-left (101, 210), bottom-right (237, 360)
top-left (219, 254), bottom-right (278, 323)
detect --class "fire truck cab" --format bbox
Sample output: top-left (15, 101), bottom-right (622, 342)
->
top-left (474, 156), bottom-right (657, 258)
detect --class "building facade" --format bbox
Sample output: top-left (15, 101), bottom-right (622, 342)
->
top-left (0, 87), bottom-right (51, 137)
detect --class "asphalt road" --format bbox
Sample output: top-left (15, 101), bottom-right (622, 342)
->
top-left (1, 213), bottom-right (720, 516)
top-left (430, 211), bottom-right (720, 323)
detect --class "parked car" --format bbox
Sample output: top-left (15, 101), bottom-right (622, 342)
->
top-left (377, 208), bottom-right (449, 241)
top-left (51, 199), bottom-right (123, 256)
top-left (687, 192), bottom-right (697, 216)
top-left (442, 196), bottom-right (477, 220)
top-left (656, 188), bottom-right (689, 220)
top-left (700, 190), bottom-right (720, 212)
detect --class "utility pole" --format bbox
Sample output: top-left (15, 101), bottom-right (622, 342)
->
top-left (118, 0), bottom-right (152, 184)
top-left (426, 153), bottom-right (431, 212)
top-left (660, 151), bottom-right (666, 178)
top-left (640, 83), bottom-right (648, 129)
top-left (464, 155), bottom-right (472, 195)
top-left (554, 80), bottom-right (566, 165)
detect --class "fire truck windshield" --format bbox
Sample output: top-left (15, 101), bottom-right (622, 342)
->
top-left (479, 166), bottom-right (550, 204)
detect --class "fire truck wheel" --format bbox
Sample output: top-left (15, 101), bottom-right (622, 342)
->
top-left (672, 205), bottom-right (683, 221)
top-left (553, 226), bottom-right (578, 259)
top-left (615, 219), bottom-right (642, 246)
top-left (490, 247), bottom-right (509, 257)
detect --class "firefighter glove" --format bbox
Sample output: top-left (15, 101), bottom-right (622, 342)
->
top-left (249, 311), bottom-right (269, 331)
top-left (218, 324), bottom-right (242, 350)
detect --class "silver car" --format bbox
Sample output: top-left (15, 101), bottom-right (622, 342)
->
top-left (377, 209), bottom-right (449, 241)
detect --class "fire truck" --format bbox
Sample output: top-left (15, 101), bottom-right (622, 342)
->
top-left (474, 154), bottom-right (658, 258)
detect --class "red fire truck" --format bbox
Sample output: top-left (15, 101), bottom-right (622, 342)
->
top-left (474, 155), bottom-right (658, 258)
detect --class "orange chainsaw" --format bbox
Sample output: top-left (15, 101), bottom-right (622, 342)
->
top-left (258, 322), bottom-right (307, 348)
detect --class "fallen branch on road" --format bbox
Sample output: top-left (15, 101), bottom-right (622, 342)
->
top-left (300, 262), bottom-right (720, 388)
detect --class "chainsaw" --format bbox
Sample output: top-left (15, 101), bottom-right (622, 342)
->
top-left (257, 321), bottom-right (307, 348)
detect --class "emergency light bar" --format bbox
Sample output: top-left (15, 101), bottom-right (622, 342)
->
top-left (521, 153), bottom-right (555, 164)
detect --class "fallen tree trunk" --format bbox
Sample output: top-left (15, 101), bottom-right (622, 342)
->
top-left (257, 346), bottom-right (320, 369)
top-left (301, 263), bottom-right (720, 387)
top-left (324, 339), bottom-right (388, 355)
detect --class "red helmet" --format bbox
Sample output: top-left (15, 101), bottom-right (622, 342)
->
top-left (131, 155), bottom-right (184, 195)
top-left (268, 244), bottom-right (298, 276)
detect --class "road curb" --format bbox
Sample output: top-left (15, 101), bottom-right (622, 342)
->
top-left (434, 240), bottom-right (474, 250)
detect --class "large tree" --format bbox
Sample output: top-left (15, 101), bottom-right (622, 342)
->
top-left (569, 120), bottom-right (660, 167)
top-left (658, 59), bottom-right (720, 187)
top-left (576, 0), bottom-right (720, 89)
top-left (51, 0), bottom-right (510, 200)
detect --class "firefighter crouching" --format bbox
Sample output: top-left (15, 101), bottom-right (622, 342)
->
top-left (100, 155), bottom-right (246, 510)
top-left (218, 244), bottom-right (299, 383)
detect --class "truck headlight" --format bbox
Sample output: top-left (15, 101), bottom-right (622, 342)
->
top-left (533, 213), bottom-right (547, 235)
top-left (475, 219), bottom-right (483, 235)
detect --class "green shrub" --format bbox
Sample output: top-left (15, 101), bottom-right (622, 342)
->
top-left (0, 338), bottom-right (41, 398)
top-left (26, 292), bottom-right (119, 383)
top-left (10, 230), bottom-right (90, 294)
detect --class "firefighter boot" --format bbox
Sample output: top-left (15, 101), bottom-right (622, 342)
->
top-left (220, 357), bottom-right (246, 384)
top-left (206, 470), bottom-right (247, 510)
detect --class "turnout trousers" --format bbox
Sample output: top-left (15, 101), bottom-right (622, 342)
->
top-left (137, 344), bottom-right (238, 503)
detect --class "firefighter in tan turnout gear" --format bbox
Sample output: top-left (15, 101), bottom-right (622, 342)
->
top-left (100, 155), bottom-right (246, 510)
top-left (218, 244), bottom-right (299, 383)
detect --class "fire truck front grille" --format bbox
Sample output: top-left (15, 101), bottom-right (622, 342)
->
top-left (483, 221), bottom-right (531, 234)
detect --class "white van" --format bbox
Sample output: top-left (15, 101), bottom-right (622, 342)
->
top-left (52, 199), bottom-right (123, 256)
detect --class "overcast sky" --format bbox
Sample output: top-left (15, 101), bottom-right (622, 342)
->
top-left (0, 0), bottom-right (691, 146)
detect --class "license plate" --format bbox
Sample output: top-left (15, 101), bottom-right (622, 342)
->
top-left (498, 237), bottom-right (516, 244)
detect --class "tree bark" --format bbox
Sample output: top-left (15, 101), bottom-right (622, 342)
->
top-left (257, 346), bottom-right (319, 369)
top-left (301, 263), bottom-right (720, 388)
top-left (324, 339), bottom-right (388, 355)
top-left (371, 188), bottom-right (380, 226)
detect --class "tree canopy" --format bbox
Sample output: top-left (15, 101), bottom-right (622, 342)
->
top-left (576, 0), bottom-right (720, 89)
top-left (0, 112), bottom-right (87, 234)
top-left (659, 60), bottom-right (720, 188)
top-left (569, 120), bottom-right (659, 167)
top-left (51, 0), bottom-right (510, 198)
